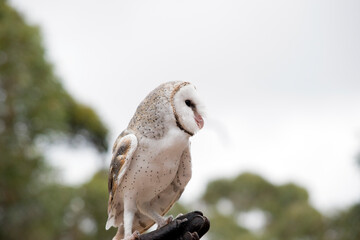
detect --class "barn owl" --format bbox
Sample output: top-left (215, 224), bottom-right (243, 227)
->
top-left (106, 81), bottom-right (205, 240)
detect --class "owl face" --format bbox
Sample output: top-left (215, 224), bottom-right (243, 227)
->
top-left (172, 83), bottom-right (205, 136)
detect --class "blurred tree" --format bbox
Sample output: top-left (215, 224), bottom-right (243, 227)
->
top-left (0, 0), bottom-right (109, 239)
top-left (168, 202), bottom-right (192, 217)
top-left (202, 172), bottom-right (325, 240)
top-left (206, 212), bottom-right (254, 240)
top-left (77, 170), bottom-right (117, 240)
top-left (323, 153), bottom-right (360, 240)
top-left (325, 203), bottom-right (360, 240)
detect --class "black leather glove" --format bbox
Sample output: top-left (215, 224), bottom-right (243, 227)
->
top-left (138, 211), bottom-right (210, 240)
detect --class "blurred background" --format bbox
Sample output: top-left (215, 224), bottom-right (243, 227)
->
top-left (1, 0), bottom-right (359, 239)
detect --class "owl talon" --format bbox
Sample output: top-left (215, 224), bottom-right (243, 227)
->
top-left (122, 231), bottom-right (140, 240)
top-left (166, 215), bottom-right (174, 224)
top-left (157, 215), bottom-right (174, 229)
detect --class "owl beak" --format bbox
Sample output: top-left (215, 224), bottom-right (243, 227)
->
top-left (195, 112), bottom-right (204, 129)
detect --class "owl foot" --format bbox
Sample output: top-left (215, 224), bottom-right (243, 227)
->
top-left (157, 215), bottom-right (174, 229)
top-left (122, 231), bottom-right (140, 240)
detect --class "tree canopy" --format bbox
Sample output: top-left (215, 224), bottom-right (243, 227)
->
top-left (172, 171), bottom-right (359, 240)
top-left (0, 1), bottom-right (109, 239)
top-left (201, 172), bottom-right (324, 240)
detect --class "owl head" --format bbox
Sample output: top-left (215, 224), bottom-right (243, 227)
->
top-left (128, 81), bottom-right (205, 138)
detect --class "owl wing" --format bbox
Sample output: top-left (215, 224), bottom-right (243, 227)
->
top-left (131, 144), bottom-right (192, 233)
top-left (106, 132), bottom-right (138, 230)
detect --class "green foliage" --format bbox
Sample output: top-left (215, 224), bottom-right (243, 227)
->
top-left (202, 172), bottom-right (325, 240)
top-left (326, 203), bottom-right (360, 240)
top-left (78, 171), bottom-right (117, 240)
top-left (0, 1), bottom-right (109, 239)
top-left (0, 0), bottom-right (108, 150)
top-left (201, 170), bottom-right (359, 240)
top-left (0, 0), bottom-right (68, 138)
top-left (276, 183), bottom-right (309, 207)
top-left (266, 202), bottom-right (324, 240)
top-left (67, 99), bottom-right (109, 152)
top-left (168, 202), bottom-right (191, 217)
top-left (208, 213), bottom-right (252, 240)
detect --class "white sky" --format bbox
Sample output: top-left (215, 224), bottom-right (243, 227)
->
top-left (9, 0), bottom-right (360, 213)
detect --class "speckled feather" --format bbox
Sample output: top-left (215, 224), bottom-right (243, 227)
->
top-left (106, 81), bottom-right (203, 240)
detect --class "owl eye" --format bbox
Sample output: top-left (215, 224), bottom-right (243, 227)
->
top-left (185, 100), bottom-right (192, 107)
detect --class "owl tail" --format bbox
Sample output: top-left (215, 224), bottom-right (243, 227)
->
top-left (106, 215), bottom-right (115, 230)
top-left (106, 207), bottom-right (116, 230)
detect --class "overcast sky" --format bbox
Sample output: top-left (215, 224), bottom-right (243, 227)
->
top-left (9, 0), bottom-right (360, 213)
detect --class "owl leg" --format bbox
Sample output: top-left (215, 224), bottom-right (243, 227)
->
top-left (138, 202), bottom-right (172, 229)
top-left (123, 198), bottom-right (139, 239)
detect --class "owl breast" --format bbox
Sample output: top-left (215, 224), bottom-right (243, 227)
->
top-left (121, 128), bottom-right (189, 202)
